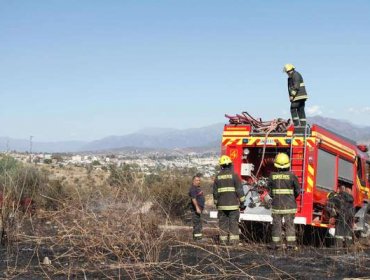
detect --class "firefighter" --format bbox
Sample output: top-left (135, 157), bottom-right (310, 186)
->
top-left (268, 153), bottom-right (300, 250)
top-left (188, 174), bottom-right (205, 241)
top-left (213, 155), bottom-right (246, 245)
top-left (283, 64), bottom-right (308, 128)
top-left (327, 185), bottom-right (354, 248)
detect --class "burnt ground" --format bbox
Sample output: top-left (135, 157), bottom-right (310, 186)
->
top-left (0, 223), bottom-right (369, 280)
top-left (162, 225), bottom-right (370, 280)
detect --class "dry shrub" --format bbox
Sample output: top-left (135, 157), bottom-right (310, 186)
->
top-left (0, 155), bottom-right (49, 244)
top-left (147, 171), bottom-right (190, 220)
top-left (0, 156), bottom-right (48, 202)
top-left (108, 165), bottom-right (202, 221)
top-left (49, 194), bottom-right (164, 262)
top-left (2, 158), bottom-right (369, 279)
top-left (146, 170), bottom-right (215, 223)
top-left (40, 179), bottom-right (68, 210)
top-left (0, 159), bottom-right (174, 278)
top-left (21, 175), bottom-right (171, 278)
top-left (108, 164), bottom-right (139, 187)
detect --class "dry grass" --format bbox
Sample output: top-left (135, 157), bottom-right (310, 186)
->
top-left (0, 159), bottom-right (369, 279)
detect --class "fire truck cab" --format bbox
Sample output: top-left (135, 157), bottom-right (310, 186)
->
top-left (213, 115), bottom-right (370, 240)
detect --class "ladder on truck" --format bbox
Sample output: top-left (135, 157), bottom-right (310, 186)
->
top-left (289, 125), bottom-right (311, 212)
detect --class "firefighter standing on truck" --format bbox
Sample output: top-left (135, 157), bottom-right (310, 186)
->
top-left (213, 155), bottom-right (246, 246)
top-left (188, 174), bottom-right (205, 242)
top-left (268, 153), bottom-right (300, 250)
top-left (283, 64), bottom-right (308, 128)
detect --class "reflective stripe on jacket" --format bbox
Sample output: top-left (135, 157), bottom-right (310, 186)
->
top-left (213, 167), bottom-right (245, 211)
top-left (268, 171), bottom-right (300, 214)
top-left (288, 71), bottom-right (308, 102)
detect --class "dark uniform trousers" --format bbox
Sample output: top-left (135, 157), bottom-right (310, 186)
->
top-left (290, 100), bottom-right (306, 127)
top-left (327, 191), bottom-right (354, 247)
top-left (218, 210), bottom-right (240, 244)
top-left (271, 214), bottom-right (296, 246)
top-left (335, 213), bottom-right (353, 247)
top-left (191, 211), bottom-right (202, 240)
top-left (338, 192), bottom-right (354, 247)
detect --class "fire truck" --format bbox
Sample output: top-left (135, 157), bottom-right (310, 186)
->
top-left (212, 112), bottom-right (370, 241)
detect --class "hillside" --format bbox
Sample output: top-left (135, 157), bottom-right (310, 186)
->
top-left (309, 116), bottom-right (370, 144)
top-left (1, 116), bottom-right (369, 153)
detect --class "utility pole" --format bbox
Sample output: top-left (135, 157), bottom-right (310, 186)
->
top-left (29, 135), bottom-right (33, 162)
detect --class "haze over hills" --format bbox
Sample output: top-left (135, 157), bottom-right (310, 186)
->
top-left (81, 123), bottom-right (223, 151)
top-left (1, 116), bottom-right (369, 153)
top-left (0, 138), bottom-right (86, 153)
top-left (309, 116), bottom-right (370, 142)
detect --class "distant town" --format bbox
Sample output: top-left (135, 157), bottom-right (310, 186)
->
top-left (7, 150), bottom-right (219, 178)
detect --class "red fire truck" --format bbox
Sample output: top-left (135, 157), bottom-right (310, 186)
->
top-left (212, 113), bottom-right (370, 241)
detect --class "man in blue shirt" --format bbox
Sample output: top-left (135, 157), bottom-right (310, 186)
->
top-left (189, 174), bottom-right (205, 241)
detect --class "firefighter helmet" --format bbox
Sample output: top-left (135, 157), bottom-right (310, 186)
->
top-left (219, 155), bottom-right (232, 166)
top-left (283, 64), bottom-right (295, 73)
top-left (274, 153), bottom-right (290, 169)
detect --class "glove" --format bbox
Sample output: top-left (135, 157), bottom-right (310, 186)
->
top-left (264, 199), bottom-right (272, 209)
top-left (239, 203), bottom-right (246, 211)
top-left (295, 189), bottom-right (304, 199)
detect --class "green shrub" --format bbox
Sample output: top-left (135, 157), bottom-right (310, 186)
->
top-left (107, 166), bottom-right (204, 220)
top-left (145, 170), bottom-right (192, 219)
top-left (0, 155), bottom-right (48, 202)
top-left (108, 164), bottom-right (136, 187)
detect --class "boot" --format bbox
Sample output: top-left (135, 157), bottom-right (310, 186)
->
top-left (287, 242), bottom-right (298, 251)
top-left (195, 239), bottom-right (206, 244)
top-left (229, 240), bottom-right (243, 247)
top-left (267, 243), bottom-right (280, 250)
top-left (335, 238), bottom-right (344, 248)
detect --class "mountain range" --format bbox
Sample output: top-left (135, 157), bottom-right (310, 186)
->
top-left (1, 116), bottom-right (369, 153)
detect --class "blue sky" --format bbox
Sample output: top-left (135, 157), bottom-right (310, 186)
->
top-left (0, 1), bottom-right (369, 141)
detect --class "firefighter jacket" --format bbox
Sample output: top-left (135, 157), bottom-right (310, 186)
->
top-left (327, 192), bottom-right (355, 224)
top-left (213, 167), bottom-right (246, 211)
top-left (341, 192), bottom-right (354, 220)
top-left (288, 71), bottom-right (308, 102)
top-left (326, 191), bottom-right (354, 220)
top-left (268, 171), bottom-right (300, 214)
top-left (326, 192), bottom-right (340, 218)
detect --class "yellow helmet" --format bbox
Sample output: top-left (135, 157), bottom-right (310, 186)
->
top-left (219, 155), bottom-right (232, 166)
top-left (274, 153), bottom-right (290, 169)
top-left (283, 64), bottom-right (295, 73)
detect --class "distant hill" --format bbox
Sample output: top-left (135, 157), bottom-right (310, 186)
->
top-left (308, 116), bottom-right (370, 144)
top-left (80, 123), bottom-right (224, 151)
top-left (1, 116), bottom-right (369, 153)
